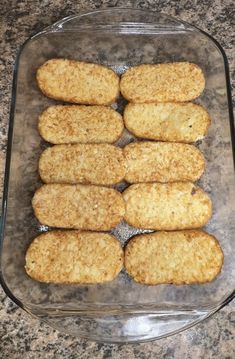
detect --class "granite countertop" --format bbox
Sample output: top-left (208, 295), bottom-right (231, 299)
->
top-left (0, 0), bottom-right (234, 358)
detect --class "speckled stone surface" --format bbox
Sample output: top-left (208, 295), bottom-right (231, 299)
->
top-left (0, 0), bottom-right (234, 358)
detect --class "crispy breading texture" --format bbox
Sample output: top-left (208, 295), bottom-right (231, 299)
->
top-left (123, 182), bottom-right (212, 230)
top-left (25, 230), bottom-right (123, 284)
top-left (124, 142), bottom-right (205, 183)
top-left (124, 103), bottom-right (211, 143)
top-left (124, 230), bottom-right (223, 285)
top-left (32, 184), bottom-right (125, 231)
top-left (36, 59), bottom-right (119, 105)
top-left (39, 144), bottom-right (126, 186)
top-left (120, 62), bottom-right (205, 103)
top-left (38, 105), bottom-right (124, 144)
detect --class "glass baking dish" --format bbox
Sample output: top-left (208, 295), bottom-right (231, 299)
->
top-left (0, 8), bottom-right (234, 343)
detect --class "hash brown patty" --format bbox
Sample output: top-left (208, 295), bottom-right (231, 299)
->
top-left (123, 182), bottom-right (212, 230)
top-left (38, 105), bottom-right (124, 144)
top-left (39, 144), bottom-right (126, 185)
top-left (124, 230), bottom-right (223, 285)
top-left (120, 62), bottom-right (205, 103)
top-left (32, 184), bottom-right (125, 231)
top-left (124, 141), bottom-right (205, 183)
top-left (124, 102), bottom-right (210, 143)
top-left (25, 230), bottom-right (123, 284)
top-left (37, 59), bottom-right (119, 105)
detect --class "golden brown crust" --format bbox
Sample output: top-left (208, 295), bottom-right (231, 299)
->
top-left (124, 230), bottom-right (223, 285)
top-left (123, 182), bottom-right (212, 230)
top-left (39, 144), bottom-right (126, 186)
top-left (120, 62), bottom-right (205, 103)
top-left (36, 59), bottom-right (119, 105)
top-left (38, 105), bottom-right (124, 144)
top-left (32, 184), bottom-right (125, 231)
top-left (124, 141), bottom-right (205, 183)
top-left (25, 230), bottom-right (123, 284)
top-left (124, 102), bottom-right (211, 143)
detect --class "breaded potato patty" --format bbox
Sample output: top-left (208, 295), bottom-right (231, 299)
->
top-left (32, 184), bottom-right (125, 231)
top-left (120, 62), bottom-right (205, 103)
top-left (124, 142), bottom-right (205, 183)
top-left (25, 230), bottom-right (123, 284)
top-left (36, 59), bottom-right (119, 105)
top-left (123, 182), bottom-right (212, 230)
top-left (39, 144), bottom-right (126, 185)
top-left (124, 103), bottom-right (210, 143)
top-left (38, 105), bottom-right (124, 144)
top-left (124, 230), bottom-right (223, 285)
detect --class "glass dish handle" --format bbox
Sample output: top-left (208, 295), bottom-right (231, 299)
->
top-left (40, 12), bottom-right (192, 35)
top-left (29, 306), bottom-right (222, 343)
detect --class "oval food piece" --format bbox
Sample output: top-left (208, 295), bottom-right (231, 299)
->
top-left (124, 142), bottom-right (205, 183)
top-left (39, 144), bottom-right (126, 186)
top-left (38, 105), bottom-right (124, 144)
top-left (25, 231), bottom-right (123, 284)
top-left (124, 103), bottom-right (210, 143)
top-left (120, 62), bottom-right (205, 103)
top-left (32, 184), bottom-right (125, 231)
top-left (123, 182), bottom-right (212, 230)
top-left (36, 59), bottom-right (119, 105)
top-left (125, 230), bottom-right (223, 285)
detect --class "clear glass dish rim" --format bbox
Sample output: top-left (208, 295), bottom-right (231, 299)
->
top-left (0, 7), bottom-right (234, 334)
